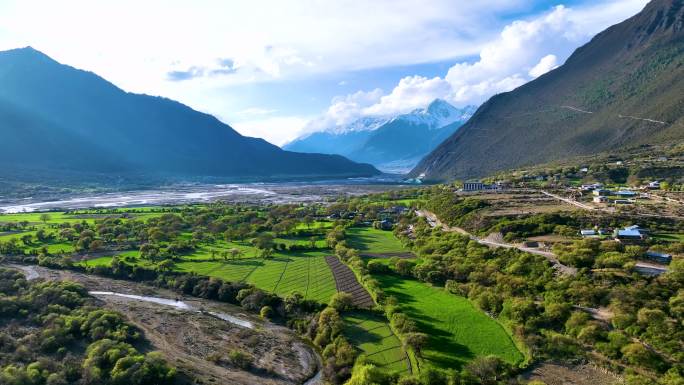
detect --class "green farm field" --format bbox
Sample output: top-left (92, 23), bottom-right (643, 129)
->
top-left (347, 227), bottom-right (408, 254)
top-left (653, 233), bottom-right (684, 242)
top-left (87, 250), bottom-right (338, 303)
top-left (375, 275), bottom-right (524, 370)
top-left (344, 312), bottom-right (409, 374)
top-left (183, 251), bottom-right (337, 302)
top-left (0, 210), bottom-right (164, 224)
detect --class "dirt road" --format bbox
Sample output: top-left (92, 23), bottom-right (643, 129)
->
top-left (540, 191), bottom-right (596, 211)
top-left (416, 210), bottom-right (577, 275)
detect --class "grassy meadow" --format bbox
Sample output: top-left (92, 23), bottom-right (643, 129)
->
top-left (347, 227), bottom-right (408, 254)
top-left (344, 312), bottom-right (409, 374)
top-left (375, 274), bottom-right (524, 370)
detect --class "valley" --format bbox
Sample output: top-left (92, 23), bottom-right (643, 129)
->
top-left (0, 178), bottom-right (681, 384)
top-left (1, 0), bottom-right (683, 384)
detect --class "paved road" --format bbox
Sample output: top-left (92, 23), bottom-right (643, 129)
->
top-left (416, 210), bottom-right (578, 275)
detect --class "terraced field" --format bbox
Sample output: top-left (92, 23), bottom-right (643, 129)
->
top-left (344, 312), bottom-right (409, 374)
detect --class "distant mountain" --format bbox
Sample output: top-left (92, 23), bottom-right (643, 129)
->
top-left (411, 0), bottom-right (684, 181)
top-left (0, 47), bottom-right (379, 183)
top-left (284, 100), bottom-right (476, 173)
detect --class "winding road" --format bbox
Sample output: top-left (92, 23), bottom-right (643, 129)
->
top-left (416, 210), bottom-right (577, 275)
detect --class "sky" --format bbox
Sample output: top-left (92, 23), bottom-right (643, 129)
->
top-left (0, 0), bottom-right (649, 145)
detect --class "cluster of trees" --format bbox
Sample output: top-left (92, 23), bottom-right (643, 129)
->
top-left (421, 188), bottom-right (488, 230)
top-left (552, 239), bottom-right (642, 269)
top-left (2, 197), bottom-right (415, 269)
top-left (307, 304), bottom-right (357, 384)
top-left (345, 355), bottom-right (516, 385)
top-left (0, 268), bottom-right (176, 385)
top-left (391, 213), bottom-right (684, 384)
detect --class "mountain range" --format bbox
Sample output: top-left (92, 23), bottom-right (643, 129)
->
top-left (284, 100), bottom-right (476, 173)
top-left (0, 47), bottom-right (379, 183)
top-left (410, 0), bottom-right (684, 181)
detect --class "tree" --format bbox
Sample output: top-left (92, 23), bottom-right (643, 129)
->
top-left (394, 259), bottom-right (415, 276)
top-left (344, 363), bottom-right (386, 385)
top-left (229, 248), bottom-right (243, 260)
top-left (621, 343), bottom-right (660, 370)
top-left (253, 233), bottom-right (274, 251)
top-left (465, 356), bottom-right (509, 385)
top-left (20, 234), bottom-right (33, 246)
top-left (40, 213), bottom-right (51, 223)
top-left (89, 239), bottom-right (104, 253)
top-left (328, 292), bottom-right (354, 312)
top-left (156, 259), bottom-right (174, 272)
top-left (402, 332), bottom-right (428, 357)
top-left (259, 248), bottom-right (274, 259)
top-left (116, 234), bottom-right (127, 246)
top-left (260, 305), bottom-right (274, 320)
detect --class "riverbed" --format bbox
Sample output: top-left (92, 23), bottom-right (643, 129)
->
top-left (0, 180), bottom-right (409, 213)
top-left (6, 264), bottom-right (322, 385)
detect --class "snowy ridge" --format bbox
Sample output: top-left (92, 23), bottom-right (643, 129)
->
top-left (322, 99), bottom-right (476, 136)
top-left (392, 99), bottom-right (477, 129)
top-left (328, 116), bottom-right (389, 134)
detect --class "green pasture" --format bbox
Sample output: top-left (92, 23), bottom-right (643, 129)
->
top-left (178, 251), bottom-right (337, 302)
top-left (87, 249), bottom-right (338, 303)
top-left (347, 227), bottom-right (408, 254)
top-left (653, 233), bottom-right (684, 242)
top-left (375, 275), bottom-right (524, 370)
top-left (344, 312), bottom-right (409, 373)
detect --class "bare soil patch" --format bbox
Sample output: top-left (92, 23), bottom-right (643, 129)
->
top-left (464, 191), bottom-right (578, 217)
top-left (528, 234), bottom-right (576, 244)
top-left (325, 256), bottom-right (374, 308)
top-left (521, 362), bottom-right (622, 385)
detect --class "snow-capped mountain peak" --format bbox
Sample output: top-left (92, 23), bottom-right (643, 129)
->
top-left (333, 116), bottom-right (389, 134)
top-left (394, 99), bottom-right (476, 129)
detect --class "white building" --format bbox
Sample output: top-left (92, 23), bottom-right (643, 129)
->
top-left (463, 181), bottom-right (485, 191)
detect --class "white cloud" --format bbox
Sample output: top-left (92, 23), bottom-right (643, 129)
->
top-left (230, 116), bottom-right (311, 146)
top-left (302, 89), bottom-right (384, 134)
top-left (0, 0), bottom-right (649, 145)
top-left (363, 76), bottom-right (452, 116)
top-left (307, 0), bottom-right (648, 124)
top-left (529, 54), bottom-right (559, 78)
top-left (0, 0), bottom-right (527, 93)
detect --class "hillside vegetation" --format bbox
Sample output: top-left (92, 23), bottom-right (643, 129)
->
top-left (412, 0), bottom-right (684, 181)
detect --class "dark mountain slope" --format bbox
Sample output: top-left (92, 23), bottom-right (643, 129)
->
top-left (0, 47), bottom-right (378, 181)
top-left (410, 0), bottom-right (684, 181)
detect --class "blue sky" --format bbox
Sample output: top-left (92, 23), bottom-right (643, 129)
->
top-left (0, 0), bottom-right (648, 145)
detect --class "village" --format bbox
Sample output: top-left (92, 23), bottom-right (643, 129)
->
top-left (438, 173), bottom-right (683, 277)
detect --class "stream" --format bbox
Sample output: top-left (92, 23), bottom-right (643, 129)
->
top-left (6, 264), bottom-right (323, 384)
top-left (88, 291), bottom-right (255, 329)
